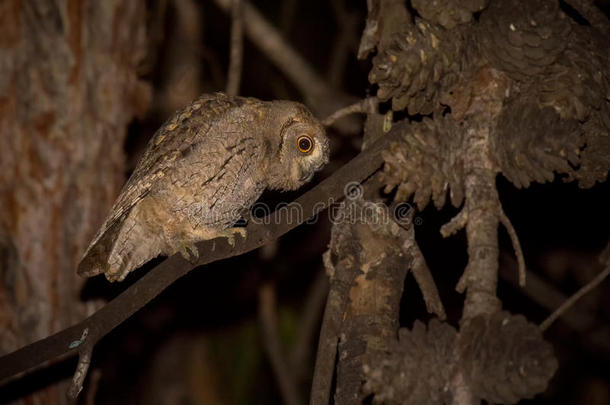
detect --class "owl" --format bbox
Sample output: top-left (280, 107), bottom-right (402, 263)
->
top-left (78, 93), bottom-right (329, 282)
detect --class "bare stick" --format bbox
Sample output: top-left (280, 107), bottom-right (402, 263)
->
top-left (327, 0), bottom-right (360, 88)
top-left (259, 283), bottom-right (302, 405)
top-left (309, 252), bottom-right (349, 405)
top-left (564, 0), bottom-right (610, 34)
top-left (212, 0), bottom-right (359, 132)
top-left (440, 208), bottom-right (468, 238)
top-left (500, 252), bottom-right (596, 331)
top-left (322, 97), bottom-right (378, 127)
top-left (213, 0), bottom-right (328, 105)
top-left (540, 257), bottom-right (610, 331)
top-left (67, 336), bottom-right (93, 400)
top-left (403, 235), bottom-right (447, 320)
top-left (290, 269), bottom-right (329, 380)
top-left (226, 0), bottom-right (243, 95)
top-left (0, 119), bottom-right (406, 385)
top-left (498, 206), bottom-right (526, 287)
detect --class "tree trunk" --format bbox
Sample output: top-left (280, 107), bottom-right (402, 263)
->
top-left (0, 0), bottom-right (148, 402)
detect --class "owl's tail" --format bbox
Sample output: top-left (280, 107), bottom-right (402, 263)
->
top-left (78, 206), bottom-right (165, 282)
top-left (77, 220), bottom-right (123, 279)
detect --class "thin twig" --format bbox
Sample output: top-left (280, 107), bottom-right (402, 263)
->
top-left (226, 0), bottom-right (243, 95)
top-left (212, 0), bottom-right (360, 134)
top-left (327, 0), bottom-right (360, 88)
top-left (259, 283), bottom-right (302, 405)
top-left (498, 205), bottom-right (526, 287)
top-left (290, 269), bottom-right (329, 380)
top-left (322, 97), bottom-right (378, 127)
top-left (540, 256), bottom-right (610, 331)
top-left (67, 345), bottom-right (93, 400)
top-left (0, 120), bottom-right (406, 385)
top-left (440, 207), bottom-right (468, 238)
top-left (564, 0), bottom-right (610, 34)
top-left (213, 0), bottom-right (328, 104)
top-left (65, 327), bottom-right (94, 400)
top-left (500, 252), bottom-right (610, 356)
top-left (309, 252), bottom-right (348, 405)
top-left (403, 233), bottom-right (447, 320)
top-left (499, 252), bottom-right (597, 331)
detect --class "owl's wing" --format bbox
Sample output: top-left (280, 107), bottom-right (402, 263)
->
top-left (168, 126), bottom-right (266, 230)
top-left (78, 93), bottom-right (247, 277)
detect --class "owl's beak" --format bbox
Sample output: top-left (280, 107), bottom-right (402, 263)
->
top-left (299, 171), bottom-right (314, 182)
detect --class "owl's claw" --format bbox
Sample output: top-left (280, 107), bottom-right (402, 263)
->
top-left (225, 227), bottom-right (247, 247)
top-left (179, 244), bottom-right (200, 263)
top-left (187, 244), bottom-right (200, 260)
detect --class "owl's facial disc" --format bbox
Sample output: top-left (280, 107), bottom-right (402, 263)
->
top-left (269, 117), bottom-right (329, 191)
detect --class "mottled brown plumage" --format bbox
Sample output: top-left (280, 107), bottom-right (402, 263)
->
top-left (78, 93), bottom-right (329, 282)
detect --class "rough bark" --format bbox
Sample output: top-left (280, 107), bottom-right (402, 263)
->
top-left (0, 0), bottom-right (148, 402)
top-left (330, 200), bottom-right (412, 405)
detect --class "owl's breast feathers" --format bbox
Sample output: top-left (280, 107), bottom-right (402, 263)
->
top-left (77, 93), bottom-right (268, 278)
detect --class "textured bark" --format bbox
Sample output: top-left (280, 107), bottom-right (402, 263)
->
top-left (332, 201), bottom-right (411, 405)
top-left (0, 0), bottom-right (148, 402)
top-left (455, 68), bottom-right (511, 321)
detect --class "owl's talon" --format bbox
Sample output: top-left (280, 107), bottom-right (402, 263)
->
top-left (179, 244), bottom-right (200, 263)
top-left (179, 248), bottom-right (190, 261)
top-left (225, 227), bottom-right (246, 247)
top-left (187, 244), bottom-right (199, 260)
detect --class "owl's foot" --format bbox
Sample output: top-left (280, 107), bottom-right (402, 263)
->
top-left (222, 227), bottom-right (247, 247)
top-left (105, 268), bottom-right (128, 283)
top-left (178, 243), bottom-right (200, 263)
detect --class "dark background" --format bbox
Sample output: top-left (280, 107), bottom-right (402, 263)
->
top-left (1, 1), bottom-right (609, 404)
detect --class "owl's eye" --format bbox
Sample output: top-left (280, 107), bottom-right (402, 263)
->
top-left (297, 135), bottom-right (314, 154)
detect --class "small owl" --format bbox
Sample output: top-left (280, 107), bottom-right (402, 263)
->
top-left (78, 93), bottom-right (329, 282)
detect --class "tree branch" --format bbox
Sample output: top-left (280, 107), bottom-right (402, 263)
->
top-left (67, 343), bottom-right (93, 400)
top-left (322, 97), bottom-right (378, 127)
top-left (225, 0), bottom-right (243, 95)
top-left (564, 0), bottom-right (610, 34)
top-left (289, 268), bottom-right (329, 382)
top-left (0, 121), bottom-right (404, 385)
top-left (259, 283), bottom-right (301, 405)
top-left (212, 0), bottom-right (359, 132)
top-left (498, 205), bottom-right (526, 287)
top-left (540, 243), bottom-right (610, 331)
top-left (212, 0), bottom-right (328, 103)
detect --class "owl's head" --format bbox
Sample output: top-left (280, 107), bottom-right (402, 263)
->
top-left (264, 101), bottom-right (329, 191)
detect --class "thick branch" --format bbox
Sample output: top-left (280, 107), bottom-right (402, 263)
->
top-left (457, 128), bottom-right (502, 320)
top-left (0, 122), bottom-right (404, 385)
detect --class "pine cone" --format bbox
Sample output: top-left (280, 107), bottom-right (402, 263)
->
top-left (381, 116), bottom-right (464, 209)
top-left (458, 312), bottom-right (558, 404)
top-left (363, 319), bottom-right (457, 405)
top-left (412, 0), bottom-right (489, 29)
top-left (369, 19), bottom-right (462, 114)
top-left (569, 113), bottom-right (610, 187)
top-left (478, 0), bottom-right (571, 80)
top-left (491, 101), bottom-right (582, 188)
top-left (536, 25), bottom-right (609, 121)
